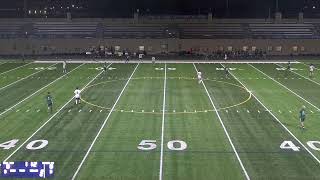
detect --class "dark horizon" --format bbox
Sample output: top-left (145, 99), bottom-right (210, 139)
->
top-left (1, 0), bottom-right (320, 18)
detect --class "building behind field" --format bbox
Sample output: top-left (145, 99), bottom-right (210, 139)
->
top-left (1, 11), bottom-right (320, 58)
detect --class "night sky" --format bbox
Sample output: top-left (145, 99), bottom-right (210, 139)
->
top-left (1, 0), bottom-right (319, 18)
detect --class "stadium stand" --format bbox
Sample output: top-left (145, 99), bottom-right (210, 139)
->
top-left (103, 25), bottom-right (166, 39)
top-left (0, 23), bottom-right (24, 38)
top-left (32, 22), bottom-right (98, 38)
top-left (248, 23), bottom-right (315, 39)
top-left (179, 24), bottom-right (245, 39)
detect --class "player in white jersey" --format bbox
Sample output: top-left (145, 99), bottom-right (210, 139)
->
top-left (224, 54), bottom-right (228, 61)
top-left (152, 56), bottom-right (156, 66)
top-left (197, 70), bottom-right (203, 84)
top-left (74, 87), bottom-right (81, 105)
top-left (62, 61), bottom-right (67, 74)
top-left (309, 64), bottom-right (315, 78)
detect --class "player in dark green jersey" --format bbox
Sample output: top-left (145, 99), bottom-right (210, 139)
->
top-left (299, 106), bottom-right (306, 129)
top-left (224, 66), bottom-right (229, 78)
top-left (285, 61), bottom-right (291, 77)
top-left (46, 92), bottom-right (53, 113)
top-left (103, 62), bottom-right (107, 74)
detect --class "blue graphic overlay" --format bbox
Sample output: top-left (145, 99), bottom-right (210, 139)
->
top-left (1, 162), bottom-right (54, 178)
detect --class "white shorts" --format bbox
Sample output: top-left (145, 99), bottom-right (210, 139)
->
top-left (198, 75), bottom-right (202, 80)
top-left (75, 95), bottom-right (80, 99)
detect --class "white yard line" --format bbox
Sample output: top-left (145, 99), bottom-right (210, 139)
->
top-left (0, 63), bottom-right (85, 117)
top-left (193, 63), bottom-right (250, 180)
top-left (3, 63), bottom-right (110, 162)
top-left (249, 64), bottom-right (320, 111)
top-left (0, 63), bottom-right (58, 91)
top-left (275, 63), bottom-right (320, 86)
top-left (35, 60), bottom-right (299, 64)
top-left (159, 63), bottom-right (167, 180)
top-left (225, 63), bottom-right (320, 164)
top-left (71, 63), bottom-right (139, 180)
top-left (0, 62), bottom-right (33, 75)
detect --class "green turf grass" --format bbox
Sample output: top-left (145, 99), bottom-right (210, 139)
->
top-left (0, 63), bottom-right (52, 88)
top-left (197, 63), bottom-right (320, 179)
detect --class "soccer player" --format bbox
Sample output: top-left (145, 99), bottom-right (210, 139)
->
top-left (152, 56), bottom-right (156, 66)
top-left (197, 69), bottom-right (203, 84)
top-left (285, 61), bottom-right (291, 77)
top-left (309, 63), bottom-right (315, 78)
top-left (103, 62), bottom-right (108, 74)
top-left (224, 66), bottom-right (229, 78)
top-left (139, 53), bottom-right (143, 61)
top-left (62, 60), bottom-right (67, 74)
top-left (74, 87), bottom-right (81, 105)
top-left (299, 106), bottom-right (306, 129)
top-left (125, 55), bottom-right (129, 63)
top-left (46, 92), bottom-right (53, 113)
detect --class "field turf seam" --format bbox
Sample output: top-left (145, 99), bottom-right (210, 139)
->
top-left (159, 63), bottom-right (167, 180)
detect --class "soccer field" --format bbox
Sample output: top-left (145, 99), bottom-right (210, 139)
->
top-left (0, 61), bottom-right (320, 180)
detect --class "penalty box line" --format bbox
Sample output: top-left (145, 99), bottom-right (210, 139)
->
top-left (0, 63), bottom-right (84, 117)
top-left (193, 63), bottom-right (251, 180)
top-left (224, 63), bottom-right (320, 165)
top-left (2, 63), bottom-right (108, 162)
top-left (71, 63), bottom-right (140, 180)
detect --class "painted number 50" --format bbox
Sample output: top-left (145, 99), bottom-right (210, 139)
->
top-left (137, 140), bottom-right (187, 151)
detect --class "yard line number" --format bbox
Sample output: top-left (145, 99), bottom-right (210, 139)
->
top-left (0, 139), bottom-right (48, 150)
top-left (137, 140), bottom-right (187, 151)
top-left (280, 141), bottom-right (320, 151)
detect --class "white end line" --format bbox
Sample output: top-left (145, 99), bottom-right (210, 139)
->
top-left (227, 63), bottom-right (320, 164)
top-left (159, 63), bottom-right (167, 180)
top-left (250, 64), bottom-right (320, 111)
top-left (0, 63), bottom-right (58, 91)
top-left (0, 62), bottom-right (33, 75)
top-left (0, 63), bottom-right (85, 117)
top-left (193, 63), bottom-right (250, 180)
top-left (71, 63), bottom-right (139, 180)
top-left (3, 63), bottom-right (106, 162)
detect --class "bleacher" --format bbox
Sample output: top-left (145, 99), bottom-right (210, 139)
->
top-left (179, 24), bottom-right (245, 39)
top-left (0, 23), bottom-right (23, 38)
top-left (103, 25), bottom-right (166, 39)
top-left (249, 23), bottom-right (315, 39)
top-left (33, 22), bottom-right (98, 38)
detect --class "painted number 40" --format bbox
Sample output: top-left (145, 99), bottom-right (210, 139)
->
top-left (0, 139), bottom-right (48, 150)
top-left (137, 140), bottom-right (187, 151)
top-left (280, 141), bottom-right (320, 151)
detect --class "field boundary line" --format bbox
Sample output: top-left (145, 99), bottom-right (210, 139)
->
top-left (225, 63), bottom-right (320, 164)
top-left (71, 63), bottom-right (139, 180)
top-left (3, 63), bottom-right (111, 162)
top-left (193, 63), bottom-right (250, 180)
top-left (0, 62), bottom-right (33, 75)
top-left (249, 64), bottom-right (320, 111)
top-left (275, 63), bottom-right (320, 86)
top-left (0, 63), bottom-right (58, 91)
top-left (159, 63), bottom-right (167, 180)
top-left (0, 63), bottom-right (84, 117)
top-left (35, 60), bottom-right (299, 64)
